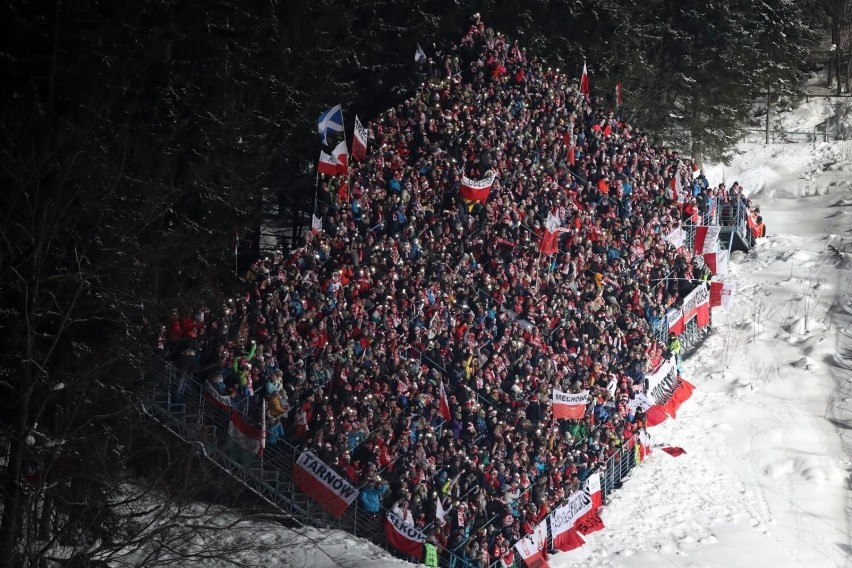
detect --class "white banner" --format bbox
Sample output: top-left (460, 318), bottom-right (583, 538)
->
top-left (553, 390), bottom-right (590, 405)
top-left (461, 170), bottom-right (498, 190)
top-left (646, 357), bottom-right (675, 400)
top-left (665, 227), bottom-right (686, 249)
top-left (628, 391), bottom-right (657, 413)
top-left (550, 488), bottom-right (593, 538)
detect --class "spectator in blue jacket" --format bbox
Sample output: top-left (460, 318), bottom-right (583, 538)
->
top-left (359, 478), bottom-right (389, 514)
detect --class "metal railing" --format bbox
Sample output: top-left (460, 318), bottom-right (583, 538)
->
top-left (719, 199), bottom-right (755, 250)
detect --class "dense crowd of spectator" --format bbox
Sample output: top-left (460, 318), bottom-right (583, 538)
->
top-left (157, 15), bottom-right (753, 568)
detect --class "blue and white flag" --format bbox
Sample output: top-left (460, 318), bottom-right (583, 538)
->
top-left (317, 104), bottom-right (344, 145)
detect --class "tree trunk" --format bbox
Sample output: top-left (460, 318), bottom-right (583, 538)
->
top-left (0, 383), bottom-right (34, 568)
top-left (691, 140), bottom-right (703, 170)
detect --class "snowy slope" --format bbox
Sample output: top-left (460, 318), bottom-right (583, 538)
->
top-left (550, 97), bottom-right (852, 568)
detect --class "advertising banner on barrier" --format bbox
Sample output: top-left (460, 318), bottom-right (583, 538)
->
top-left (293, 451), bottom-right (359, 518)
top-left (552, 390), bottom-right (590, 420)
top-left (385, 511), bottom-right (426, 558)
top-left (550, 488), bottom-right (593, 551)
top-left (694, 284), bottom-right (710, 327)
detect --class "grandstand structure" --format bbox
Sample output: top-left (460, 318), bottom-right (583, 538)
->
top-left (144, 18), bottom-right (760, 568)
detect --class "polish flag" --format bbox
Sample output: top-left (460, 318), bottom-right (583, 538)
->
top-left (637, 428), bottom-right (652, 462)
top-left (540, 210), bottom-right (561, 255)
top-left (318, 140), bottom-right (349, 176)
top-left (615, 81), bottom-right (623, 107)
top-left (580, 61), bottom-right (589, 96)
top-left (668, 173), bottom-right (683, 202)
top-left (710, 281), bottom-right (736, 308)
top-left (227, 399), bottom-right (266, 458)
top-left (552, 389), bottom-right (589, 420)
top-left (438, 381), bottom-right (451, 421)
top-left (693, 225), bottom-right (721, 254)
top-left (352, 115), bottom-right (368, 161)
top-left (703, 249), bottom-right (729, 274)
top-left (667, 307), bottom-right (684, 336)
top-left (459, 170), bottom-right (497, 203)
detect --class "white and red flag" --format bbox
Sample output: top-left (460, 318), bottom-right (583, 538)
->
top-left (318, 140), bottom-right (349, 176)
top-left (694, 284), bottom-right (710, 327)
top-left (514, 520), bottom-right (550, 568)
top-left (438, 381), bottom-right (452, 421)
top-left (539, 210), bottom-right (562, 255)
top-left (227, 398), bottom-right (266, 458)
top-left (668, 172), bottom-right (683, 202)
top-left (693, 225), bottom-right (721, 254)
top-left (459, 170), bottom-right (497, 203)
top-left (293, 451), bottom-right (359, 518)
top-left (352, 115), bottom-right (368, 161)
top-left (551, 389), bottom-right (589, 420)
top-left (667, 307), bottom-right (684, 336)
top-left (703, 249), bottom-right (729, 274)
top-left (615, 81), bottom-right (623, 107)
top-left (385, 510), bottom-right (427, 558)
top-left (580, 61), bottom-right (589, 96)
top-left (710, 280), bottom-right (736, 308)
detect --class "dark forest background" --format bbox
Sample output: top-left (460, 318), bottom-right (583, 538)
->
top-left (0, 0), bottom-right (847, 566)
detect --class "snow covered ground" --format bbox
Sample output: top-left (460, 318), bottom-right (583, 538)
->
top-left (158, 97), bottom-right (851, 568)
top-left (552, 96), bottom-right (852, 568)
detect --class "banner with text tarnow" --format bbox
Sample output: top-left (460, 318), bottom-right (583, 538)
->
top-left (293, 451), bottom-right (359, 518)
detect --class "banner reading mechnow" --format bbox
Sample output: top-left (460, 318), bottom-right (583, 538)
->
top-left (552, 390), bottom-right (589, 420)
top-left (293, 451), bottom-right (359, 518)
top-left (385, 511), bottom-right (427, 558)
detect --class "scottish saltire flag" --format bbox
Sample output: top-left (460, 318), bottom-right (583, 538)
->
top-left (317, 104), bottom-right (344, 145)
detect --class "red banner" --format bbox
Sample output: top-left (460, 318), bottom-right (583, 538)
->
top-left (293, 451), bottom-right (359, 518)
top-left (645, 404), bottom-right (669, 427)
top-left (385, 511), bottom-right (426, 558)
